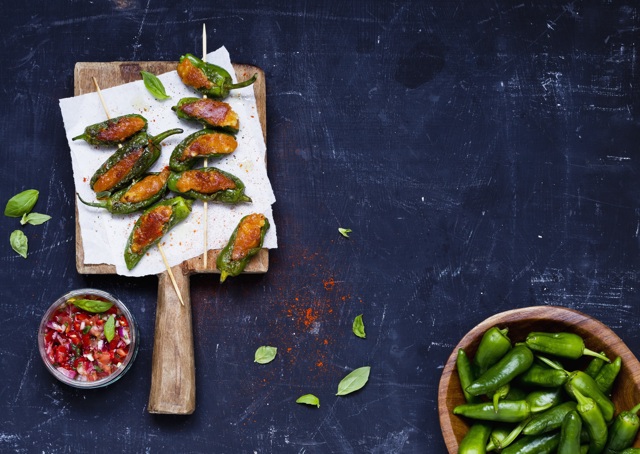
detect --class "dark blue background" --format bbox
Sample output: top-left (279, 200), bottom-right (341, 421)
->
top-left (1, 1), bottom-right (639, 452)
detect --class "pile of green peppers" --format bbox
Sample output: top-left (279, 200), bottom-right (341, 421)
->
top-left (454, 327), bottom-right (640, 453)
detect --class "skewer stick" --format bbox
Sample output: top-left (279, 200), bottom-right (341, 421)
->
top-left (92, 77), bottom-right (185, 306)
top-left (202, 23), bottom-right (209, 269)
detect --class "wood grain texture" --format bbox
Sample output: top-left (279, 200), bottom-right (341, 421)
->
top-left (73, 61), bottom-right (268, 414)
top-left (438, 306), bottom-right (640, 453)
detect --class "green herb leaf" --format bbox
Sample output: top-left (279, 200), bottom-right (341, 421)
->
top-left (20, 212), bottom-right (51, 226)
top-left (338, 227), bottom-right (352, 238)
top-left (254, 346), bottom-right (278, 364)
top-left (352, 314), bottom-right (366, 339)
top-left (70, 298), bottom-right (114, 313)
top-left (104, 314), bottom-right (115, 342)
top-left (5, 189), bottom-right (38, 217)
top-left (10, 230), bottom-right (28, 258)
top-left (336, 366), bottom-right (371, 396)
top-left (141, 71), bottom-right (171, 100)
top-left (296, 394), bottom-right (320, 408)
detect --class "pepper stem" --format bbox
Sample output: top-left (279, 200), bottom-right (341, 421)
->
top-left (240, 195), bottom-right (252, 203)
top-left (150, 128), bottom-right (184, 145)
top-left (226, 73), bottom-right (257, 91)
top-left (630, 403), bottom-right (640, 415)
top-left (583, 348), bottom-right (611, 362)
top-left (536, 355), bottom-right (566, 372)
top-left (219, 271), bottom-right (229, 283)
top-left (77, 193), bottom-right (108, 209)
top-left (72, 133), bottom-right (88, 142)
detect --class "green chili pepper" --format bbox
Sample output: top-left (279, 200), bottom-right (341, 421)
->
top-left (169, 129), bottom-right (237, 172)
top-left (466, 345), bottom-right (534, 397)
top-left (459, 423), bottom-right (492, 454)
top-left (486, 425), bottom-right (511, 452)
top-left (523, 401), bottom-right (577, 435)
top-left (525, 387), bottom-right (564, 413)
top-left (124, 197), bottom-right (193, 270)
top-left (472, 327), bottom-right (512, 376)
top-left (457, 349), bottom-right (480, 404)
top-left (538, 355), bottom-right (615, 422)
top-left (172, 97), bottom-right (239, 134)
top-left (453, 400), bottom-right (531, 423)
top-left (500, 432), bottom-right (560, 454)
top-left (72, 114), bottom-right (148, 146)
top-left (167, 168), bottom-right (251, 203)
top-left (573, 387), bottom-right (608, 454)
top-left (525, 332), bottom-right (610, 362)
top-left (176, 53), bottom-right (257, 99)
top-left (594, 356), bottom-right (621, 395)
top-left (217, 213), bottom-right (270, 283)
top-left (620, 449), bottom-right (640, 453)
top-left (558, 410), bottom-right (582, 454)
top-left (603, 402), bottom-right (640, 454)
top-left (585, 353), bottom-right (607, 378)
top-left (485, 420), bottom-right (528, 451)
top-left (78, 168), bottom-right (170, 214)
top-left (518, 361), bottom-right (569, 388)
top-left (504, 386), bottom-right (527, 401)
top-left (90, 129), bottom-right (182, 198)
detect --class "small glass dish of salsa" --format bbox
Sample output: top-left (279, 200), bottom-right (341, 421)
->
top-left (37, 289), bottom-right (139, 388)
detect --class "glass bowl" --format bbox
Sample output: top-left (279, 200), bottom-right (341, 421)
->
top-left (38, 288), bottom-right (139, 389)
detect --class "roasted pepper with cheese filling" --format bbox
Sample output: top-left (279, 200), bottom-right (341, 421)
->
top-left (177, 53), bottom-right (257, 99)
top-left (169, 129), bottom-right (237, 172)
top-left (124, 196), bottom-right (193, 270)
top-left (167, 168), bottom-right (251, 203)
top-left (78, 167), bottom-right (170, 214)
top-left (172, 97), bottom-right (239, 134)
top-left (90, 129), bottom-right (182, 198)
top-left (73, 114), bottom-right (148, 146)
top-left (216, 213), bottom-right (269, 283)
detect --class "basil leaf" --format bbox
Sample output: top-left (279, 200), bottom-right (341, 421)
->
top-left (10, 230), bottom-right (28, 258)
top-left (140, 71), bottom-right (171, 100)
top-left (338, 227), bottom-right (352, 238)
top-left (296, 394), bottom-right (320, 408)
top-left (70, 298), bottom-right (114, 313)
top-left (352, 314), bottom-right (366, 339)
top-left (5, 189), bottom-right (38, 217)
top-left (20, 212), bottom-right (51, 226)
top-left (254, 346), bottom-right (277, 364)
top-left (104, 315), bottom-right (115, 342)
top-left (336, 366), bottom-right (371, 396)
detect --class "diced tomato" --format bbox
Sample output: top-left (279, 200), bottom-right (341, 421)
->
top-left (67, 331), bottom-right (81, 346)
top-left (54, 346), bottom-right (68, 365)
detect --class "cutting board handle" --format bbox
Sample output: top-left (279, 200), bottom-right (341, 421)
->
top-left (147, 265), bottom-right (195, 414)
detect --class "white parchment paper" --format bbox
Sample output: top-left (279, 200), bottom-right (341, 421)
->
top-left (59, 47), bottom-right (277, 277)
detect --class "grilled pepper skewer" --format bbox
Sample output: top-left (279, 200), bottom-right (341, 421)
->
top-left (177, 53), bottom-right (257, 99)
top-left (124, 197), bottom-right (193, 270)
top-left (72, 114), bottom-right (148, 146)
top-left (216, 213), bottom-right (269, 283)
top-left (169, 129), bottom-right (237, 172)
top-left (78, 167), bottom-right (170, 214)
top-left (167, 168), bottom-right (251, 203)
top-left (90, 129), bottom-right (182, 198)
top-left (172, 97), bottom-right (239, 134)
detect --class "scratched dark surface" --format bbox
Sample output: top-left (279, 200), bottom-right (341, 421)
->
top-left (1, 1), bottom-right (640, 452)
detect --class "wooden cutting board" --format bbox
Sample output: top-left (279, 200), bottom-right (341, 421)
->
top-left (74, 61), bottom-right (268, 414)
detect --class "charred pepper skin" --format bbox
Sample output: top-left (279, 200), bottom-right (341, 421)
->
top-left (73, 114), bottom-right (148, 146)
top-left (167, 168), bottom-right (251, 203)
top-left (124, 197), bottom-right (193, 270)
top-left (172, 97), bottom-right (240, 134)
top-left (177, 53), bottom-right (257, 99)
top-left (78, 168), bottom-right (170, 214)
top-left (90, 129), bottom-right (182, 198)
top-left (169, 129), bottom-right (237, 172)
top-left (216, 213), bottom-right (270, 283)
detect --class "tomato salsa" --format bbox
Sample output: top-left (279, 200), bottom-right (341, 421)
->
top-left (42, 295), bottom-right (132, 382)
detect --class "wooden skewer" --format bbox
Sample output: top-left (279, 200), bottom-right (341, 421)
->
top-left (92, 77), bottom-right (185, 306)
top-left (202, 23), bottom-right (209, 270)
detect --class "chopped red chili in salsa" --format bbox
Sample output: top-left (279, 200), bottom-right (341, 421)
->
top-left (43, 296), bottom-right (132, 382)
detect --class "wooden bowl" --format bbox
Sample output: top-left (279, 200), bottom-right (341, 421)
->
top-left (438, 306), bottom-right (640, 453)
